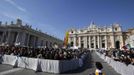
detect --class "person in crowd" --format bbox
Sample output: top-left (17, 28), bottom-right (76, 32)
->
top-left (37, 50), bottom-right (43, 58)
top-left (112, 49), bottom-right (117, 59)
top-left (95, 62), bottom-right (105, 75)
top-left (129, 50), bottom-right (134, 65)
top-left (0, 46), bottom-right (88, 60)
top-left (98, 48), bottom-right (134, 66)
top-left (54, 53), bottom-right (59, 60)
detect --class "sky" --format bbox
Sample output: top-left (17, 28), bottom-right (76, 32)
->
top-left (0, 0), bottom-right (134, 40)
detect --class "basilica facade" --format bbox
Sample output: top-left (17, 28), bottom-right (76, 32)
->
top-left (0, 19), bottom-right (63, 48)
top-left (125, 29), bottom-right (134, 48)
top-left (67, 22), bottom-right (126, 50)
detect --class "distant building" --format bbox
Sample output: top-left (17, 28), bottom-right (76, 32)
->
top-left (0, 19), bottom-right (63, 48)
top-left (125, 29), bottom-right (134, 48)
top-left (67, 22), bottom-right (129, 50)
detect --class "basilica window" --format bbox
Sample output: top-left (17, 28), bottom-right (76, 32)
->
top-left (71, 41), bottom-right (74, 47)
top-left (71, 31), bottom-right (73, 33)
top-left (81, 40), bottom-right (84, 43)
top-left (102, 43), bottom-right (105, 48)
top-left (87, 31), bottom-right (90, 33)
top-left (102, 40), bottom-right (105, 43)
top-left (101, 28), bottom-right (104, 31)
top-left (115, 28), bottom-right (118, 31)
top-left (81, 41), bottom-right (84, 48)
top-left (91, 43), bottom-right (94, 48)
top-left (80, 30), bottom-right (83, 32)
top-left (87, 45), bottom-right (89, 48)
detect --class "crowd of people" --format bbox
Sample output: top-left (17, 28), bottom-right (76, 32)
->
top-left (0, 46), bottom-right (87, 60)
top-left (97, 48), bottom-right (134, 66)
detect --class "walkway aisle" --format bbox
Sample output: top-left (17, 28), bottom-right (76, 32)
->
top-left (57, 51), bottom-right (120, 75)
top-left (92, 52), bottom-right (121, 75)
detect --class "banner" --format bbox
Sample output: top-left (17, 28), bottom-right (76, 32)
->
top-left (64, 31), bottom-right (69, 47)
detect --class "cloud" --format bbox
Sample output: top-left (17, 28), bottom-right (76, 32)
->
top-left (5, 0), bottom-right (27, 12)
top-left (2, 12), bottom-right (16, 20)
top-left (0, 11), bottom-right (31, 25)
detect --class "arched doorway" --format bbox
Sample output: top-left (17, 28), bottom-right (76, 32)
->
top-left (70, 41), bottom-right (74, 47)
top-left (81, 41), bottom-right (84, 48)
top-left (81, 43), bottom-right (84, 48)
top-left (115, 41), bottom-right (120, 49)
top-left (102, 43), bottom-right (105, 48)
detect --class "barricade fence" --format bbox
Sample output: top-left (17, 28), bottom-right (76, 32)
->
top-left (0, 53), bottom-right (88, 73)
top-left (96, 52), bottom-right (134, 75)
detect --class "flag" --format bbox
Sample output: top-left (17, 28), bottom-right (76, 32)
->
top-left (63, 31), bottom-right (69, 47)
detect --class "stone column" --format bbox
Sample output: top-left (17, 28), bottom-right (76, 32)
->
top-left (100, 36), bottom-right (102, 48)
top-left (84, 36), bottom-right (87, 48)
top-left (88, 36), bottom-right (91, 49)
top-left (34, 36), bottom-right (36, 47)
top-left (119, 35), bottom-right (124, 49)
top-left (35, 36), bottom-right (37, 47)
top-left (78, 36), bottom-right (81, 48)
top-left (15, 32), bottom-right (24, 46)
top-left (26, 34), bottom-right (30, 47)
top-left (3, 31), bottom-right (7, 43)
top-left (94, 36), bottom-right (96, 49)
top-left (33, 36), bottom-right (36, 48)
top-left (6, 31), bottom-right (11, 45)
top-left (9, 32), bottom-right (14, 45)
top-left (110, 35), bottom-right (115, 48)
top-left (41, 40), bottom-right (44, 46)
top-left (15, 32), bottom-right (19, 43)
top-left (37, 37), bottom-right (41, 46)
top-left (35, 37), bottom-right (37, 47)
top-left (15, 32), bottom-right (20, 43)
top-left (97, 35), bottom-right (100, 49)
top-left (0, 31), bottom-right (5, 44)
top-left (105, 35), bottom-right (108, 49)
top-left (21, 33), bottom-right (26, 46)
top-left (73, 36), bottom-right (76, 47)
